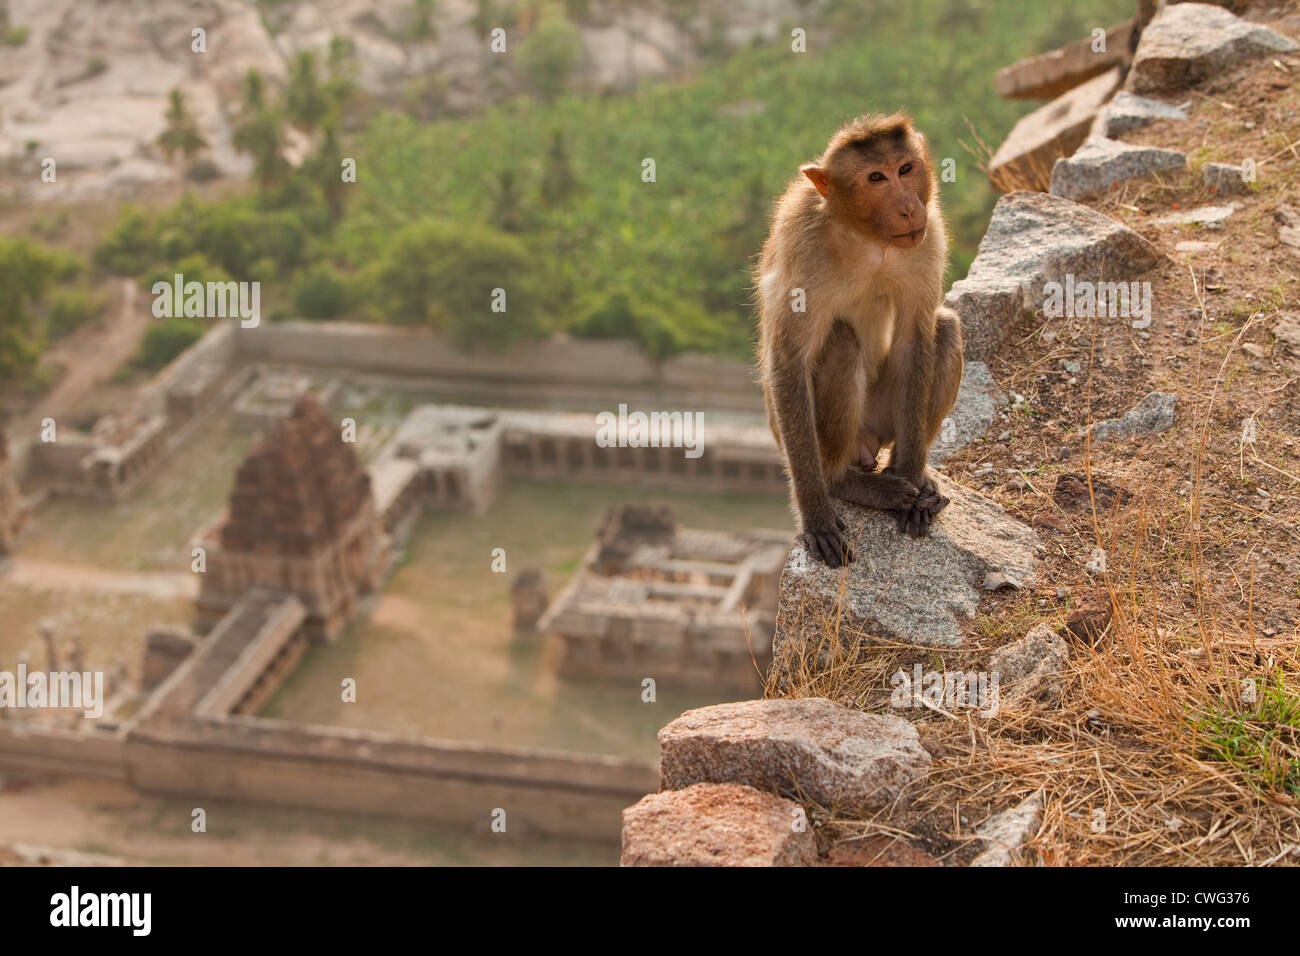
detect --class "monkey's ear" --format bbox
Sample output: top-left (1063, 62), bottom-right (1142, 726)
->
top-left (801, 164), bottom-right (831, 198)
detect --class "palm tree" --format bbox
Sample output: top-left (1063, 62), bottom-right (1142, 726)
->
top-left (309, 122), bottom-right (347, 219)
top-left (286, 50), bottom-right (328, 133)
top-left (156, 88), bottom-right (208, 181)
top-left (540, 128), bottom-right (577, 206)
top-left (232, 69), bottom-right (289, 192)
top-left (325, 35), bottom-right (357, 117)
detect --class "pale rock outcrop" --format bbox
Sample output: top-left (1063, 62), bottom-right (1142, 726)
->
top-left (658, 698), bottom-right (931, 813)
top-left (1153, 203), bottom-right (1240, 228)
top-left (989, 623), bottom-right (1070, 703)
top-left (929, 361), bottom-right (1004, 464)
top-left (0, 0), bottom-right (815, 198)
top-left (988, 67), bottom-right (1121, 193)
top-left (1089, 91), bottom-right (1188, 139)
top-left (1050, 137), bottom-right (1186, 200)
top-left (771, 475), bottom-right (1042, 675)
top-left (1089, 391), bottom-right (1176, 441)
top-left (945, 191), bottom-right (1164, 361)
top-left (993, 21), bottom-right (1136, 101)
top-left (620, 782), bottom-right (815, 867)
top-left (1202, 162), bottom-right (1252, 196)
top-left (970, 792), bottom-right (1044, 867)
top-left (1127, 3), bottom-right (1298, 94)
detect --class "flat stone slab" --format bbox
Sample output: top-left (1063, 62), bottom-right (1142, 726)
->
top-left (930, 361), bottom-right (1004, 464)
top-left (971, 792), bottom-right (1044, 867)
top-left (1153, 202), bottom-right (1240, 228)
top-left (994, 20), bottom-right (1135, 100)
top-left (658, 697), bottom-right (931, 814)
top-left (1128, 2), bottom-right (1298, 94)
top-left (1203, 162), bottom-right (1252, 196)
top-left (1090, 91), bottom-right (1188, 139)
top-left (1089, 391), bottom-right (1176, 440)
top-left (946, 191), bottom-right (1164, 361)
top-left (772, 475), bottom-right (1042, 666)
top-left (1050, 137), bottom-right (1186, 200)
top-left (988, 67), bottom-right (1120, 192)
top-left (620, 782), bottom-right (815, 867)
top-left (989, 622), bottom-right (1070, 703)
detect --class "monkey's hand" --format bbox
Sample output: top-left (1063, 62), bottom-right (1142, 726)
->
top-left (798, 512), bottom-right (854, 568)
top-left (897, 470), bottom-right (949, 538)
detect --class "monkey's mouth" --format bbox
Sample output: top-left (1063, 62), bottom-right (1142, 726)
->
top-left (890, 228), bottom-right (926, 246)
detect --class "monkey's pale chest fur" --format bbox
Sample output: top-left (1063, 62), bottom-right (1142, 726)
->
top-left (760, 237), bottom-right (912, 363)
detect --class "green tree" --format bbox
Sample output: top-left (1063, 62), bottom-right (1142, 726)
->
top-left (308, 122), bottom-right (349, 219)
top-left (232, 70), bottom-right (289, 191)
top-left (470, 0), bottom-right (496, 40)
top-left (325, 35), bottom-right (358, 116)
top-left (286, 51), bottom-right (329, 133)
top-left (364, 219), bottom-right (552, 352)
top-left (0, 238), bottom-right (75, 383)
top-left (294, 264), bottom-right (349, 319)
top-left (138, 318), bottom-right (205, 370)
top-left (489, 168), bottom-right (527, 233)
top-left (540, 128), bottom-right (578, 206)
top-left (155, 88), bottom-right (208, 180)
top-left (516, 13), bottom-right (581, 99)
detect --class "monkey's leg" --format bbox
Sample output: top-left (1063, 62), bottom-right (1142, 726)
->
top-left (896, 307), bottom-right (964, 537)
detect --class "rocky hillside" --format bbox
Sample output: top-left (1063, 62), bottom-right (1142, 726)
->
top-left (0, 0), bottom-right (812, 199)
top-left (621, 0), bottom-right (1300, 867)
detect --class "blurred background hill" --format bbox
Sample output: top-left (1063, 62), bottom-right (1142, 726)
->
top-left (0, 0), bottom-right (1133, 404)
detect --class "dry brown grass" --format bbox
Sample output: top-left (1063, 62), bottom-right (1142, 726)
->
top-left (769, 476), bottom-right (1300, 865)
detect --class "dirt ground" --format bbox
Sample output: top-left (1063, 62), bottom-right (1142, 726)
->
top-left (0, 776), bottom-right (616, 866)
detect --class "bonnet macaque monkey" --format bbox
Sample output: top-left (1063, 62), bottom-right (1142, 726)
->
top-left (756, 113), bottom-right (962, 567)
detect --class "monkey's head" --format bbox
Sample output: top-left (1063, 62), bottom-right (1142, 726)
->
top-left (800, 113), bottom-right (933, 249)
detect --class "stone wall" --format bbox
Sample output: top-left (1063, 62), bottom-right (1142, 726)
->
top-left (231, 322), bottom-right (761, 409)
top-left (123, 715), bottom-right (656, 840)
top-left (0, 724), bottom-right (128, 781)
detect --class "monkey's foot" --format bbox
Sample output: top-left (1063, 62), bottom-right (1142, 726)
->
top-left (831, 468), bottom-right (918, 511)
top-left (798, 515), bottom-right (854, 568)
top-left (897, 475), bottom-right (950, 538)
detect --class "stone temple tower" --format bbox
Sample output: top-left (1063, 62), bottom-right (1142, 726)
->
top-left (195, 395), bottom-right (390, 639)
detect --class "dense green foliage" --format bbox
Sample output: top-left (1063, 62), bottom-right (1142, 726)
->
top-left (335, 0), bottom-right (1133, 356)
top-left (0, 237), bottom-right (84, 384)
top-left (60, 0), bottom-right (1137, 381)
top-left (138, 318), bottom-right (206, 371)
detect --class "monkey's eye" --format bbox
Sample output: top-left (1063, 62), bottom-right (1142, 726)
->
top-left (867, 171), bottom-right (887, 183)
top-left (899, 163), bottom-right (913, 175)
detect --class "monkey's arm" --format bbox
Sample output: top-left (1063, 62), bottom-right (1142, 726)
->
top-left (768, 355), bottom-right (854, 568)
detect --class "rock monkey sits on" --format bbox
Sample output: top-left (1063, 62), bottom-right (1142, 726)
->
top-left (756, 113), bottom-right (963, 568)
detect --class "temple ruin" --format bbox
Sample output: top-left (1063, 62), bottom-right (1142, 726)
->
top-left (538, 507), bottom-right (788, 691)
top-left (194, 394), bottom-right (391, 640)
top-left (0, 320), bottom-right (790, 839)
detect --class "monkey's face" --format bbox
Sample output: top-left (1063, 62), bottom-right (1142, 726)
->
top-left (855, 157), bottom-right (929, 249)
top-left (804, 128), bottom-right (933, 249)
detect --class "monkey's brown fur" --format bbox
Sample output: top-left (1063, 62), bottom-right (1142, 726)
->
top-left (756, 113), bottom-right (963, 567)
